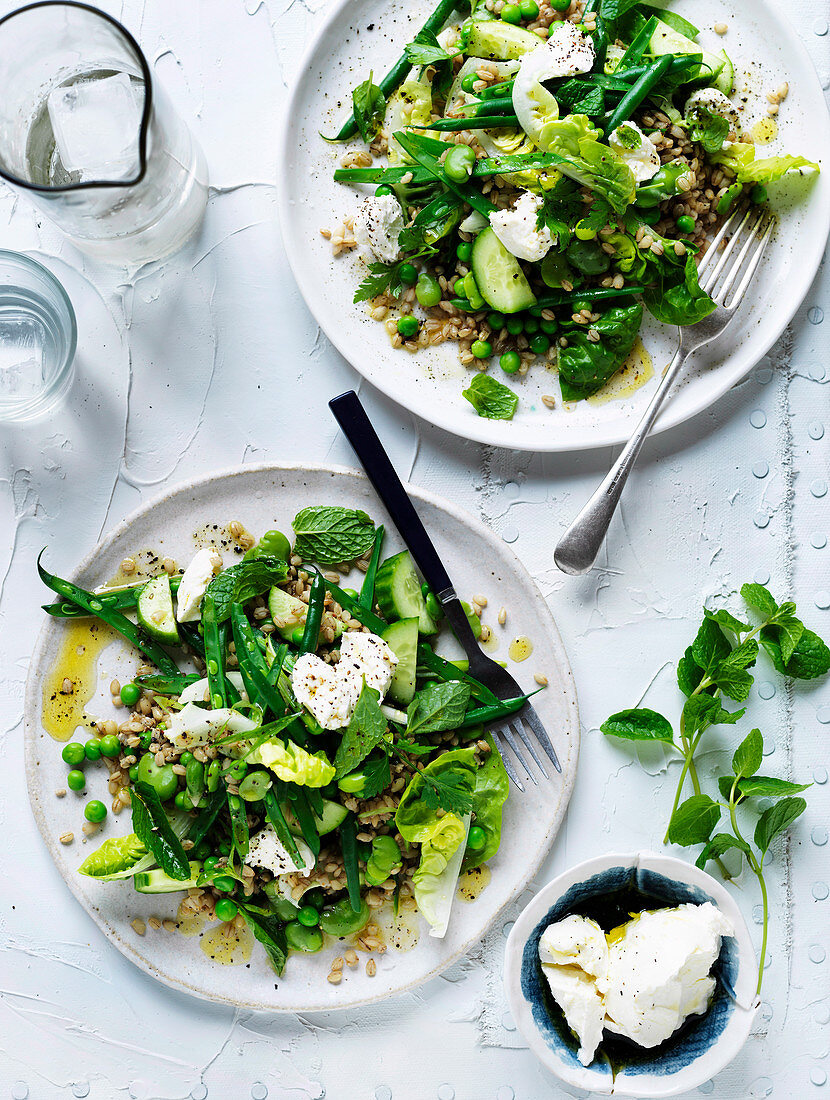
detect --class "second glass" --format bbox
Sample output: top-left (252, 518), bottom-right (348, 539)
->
top-left (0, 1), bottom-right (208, 265)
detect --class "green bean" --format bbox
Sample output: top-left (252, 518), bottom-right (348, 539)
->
top-left (615, 14), bottom-right (657, 72)
top-left (425, 115), bottom-right (520, 132)
top-left (135, 672), bottom-right (200, 694)
top-left (532, 284), bottom-right (645, 310)
top-left (227, 793), bottom-right (250, 860)
top-left (206, 760), bottom-right (222, 794)
top-left (201, 591), bottom-right (227, 709)
top-left (457, 695), bottom-right (529, 729)
top-left (417, 643), bottom-right (499, 704)
top-left (328, 0), bottom-right (459, 141)
top-left (359, 525), bottom-right (385, 611)
top-left (470, 97), bottom-right (515, 116)
top-left (287, 788), bottom-right (321, 857)
top-left (37, 553), bottom-right (180, 675)
top-left (266, 642), bottom-right (288, 688)
top-left (188, 787), bottom-right (225, 847)
top-left (263, 788), bottom-right (303, 865)
top-left (603, 53), bottom-right (673, 135)
top-left (338, 812), bottom-right (363, 912)
top-left (299, 572), bottom-right (325, 655)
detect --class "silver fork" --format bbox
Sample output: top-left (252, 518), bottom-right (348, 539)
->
top-left (330, 390), bottom-right (561, 790)
top-left (555, 205), bottom-right (777, 576)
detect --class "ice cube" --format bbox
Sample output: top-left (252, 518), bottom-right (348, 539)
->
top-left (47, 73), bottom-right (143, 182)
top-left (0, 318), bottom-right (45, 398)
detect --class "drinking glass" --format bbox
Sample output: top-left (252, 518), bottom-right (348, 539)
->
top-left (0, 1), bottom-right (209, 264)
top-left (0, 251), bottom-right (76, 423)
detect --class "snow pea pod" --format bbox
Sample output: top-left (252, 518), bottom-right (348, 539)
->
top-left (339, 812), bottom-right (363, 913)
top-left (299, 572), bottom-right (326, 656)
top-left (359, 524), bottom-right (385, 611)
top-left (135, 672), bottom-right (201, 694)
top-left (201, 591), bottom-right (228, 709)
top-left (263, 788), bottom-right (303, 865)
top-left (227, 793), bottom-right (250, 860)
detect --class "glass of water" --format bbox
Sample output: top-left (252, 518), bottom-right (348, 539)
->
top-left (0, 2), bottom-right (208, 265)
top-left (0, 251), bottom-right (76, 422)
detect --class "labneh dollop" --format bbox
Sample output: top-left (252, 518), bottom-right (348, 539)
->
top-left (539, 902), bottom-right (733, 1065)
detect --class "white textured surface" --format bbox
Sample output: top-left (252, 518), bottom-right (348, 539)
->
top-left (0, 0), bottom-right (827, 1097)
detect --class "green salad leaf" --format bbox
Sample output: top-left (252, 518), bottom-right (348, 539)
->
top-left (352, 73), bottom-right (386, 142)
top-left (131, 781), bottom-right (191, 881)
top-left (292, 506), bottom-right (377, 565)
top-left (462, 734), bottom-right (509, 870)
top-left (558, 302), bottom-right (643, 401)
top-left (712, 143), bottom-right (819, 185)
top-left (686, 105), bottom-right (730, 154)
top-left (354, 259), bottom-right (410, 304)
top-left (406, 681), bottom-right (472, 737)
top-left (250, 737), bottom-right (335, 787)
top-left (204, 557), bottom-right (288, 622)
top-left (462, 373), bottom-right (518, 420)
top-left (404, 28), bottom-right (459, 66)
top-left (78, 833), bottom-right (149, 880)
top-left (642, 252), bottom-right (716, 327)
top-left (334, 684), bottom-right (388, 778)
top-left (239, 905), bottom-right (288, 975)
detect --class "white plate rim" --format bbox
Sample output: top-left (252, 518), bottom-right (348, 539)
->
top-left (24, 461), bottom-right (580, 1011)
top-left (276, 0), bottom-right (830, 452)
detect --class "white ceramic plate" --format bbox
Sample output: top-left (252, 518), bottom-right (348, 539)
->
top-left (277, 0), bottom-right (830, 451)
top-left (24, 463), bottom-right (579, 1011)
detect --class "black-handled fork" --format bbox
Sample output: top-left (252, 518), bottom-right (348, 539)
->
top-left (329, 390), bottom-right (561, 788)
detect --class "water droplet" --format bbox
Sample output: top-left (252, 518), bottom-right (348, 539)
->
top-left (753, 461), bottom-right (769, 478)
top-left (811, 1068), bottom-right (827, 1087)
top-left (437, 1086), bottom-right (455, 1100)
top-left (375, 1088), bottom-right (392, 1100)
top-left (250, 1086), bottom-right (268, 1100)
top-left (758, 1001), bottom-right (773, 1022)
top-left (755, 570), bottom-right (771, 585)
top-left (811, 480), bottom-right (828, 498)
top-left (497, 1089), bottom-right (516, 1100)
top-left (813, 828), bottom-right (829, 847)
top-left (812, 533), bottom-right (828, 549)
top-left (818, 708), bottom-right (830, 725)
top-left (810, 363), bottom-right (827, 381)
top-left (815, 1003), bottom-right (830, 1024)
top-left (808, 306), bottom-right (825, 323)
top-left (815, 591), bottom-right (830, 610)
top-left (809, 422), bottom-right (825, 440)
top-left (814, 18), bottom-right (829, 35)
top-left (753, 904), bottom-right (764, 924)
top-left (698, 1083), bottom-right (715, 1095)
top-left (764, 951), bottom-right (773, 969)
top-left (812, 882), bottom-right (829, 901)
top-left (191, 1087), bottom-right (208, 1100)
top-left (12, 1084), bottom-right (29, 1100)
top-left (504, 481), bottom-right (520, 498)
top-left (754, 512), bottom-right (770, 529)
top-left (758, 681), bottom-right (775, 700)
top-left (502, 1011), bottom-right (517, 1032)
top-left (814, 766), bottom-right (828, 784)
top-left (71, 1087), bottom-right (89, 1100)
top-left (763, 738), bottom-right (775, 757)
top-left (502, 526), bottom-right (519, 544)
top-left (750, 1077), bottom-right (773, 1098)
top-left (502, 920), bottom-right (515, 938)
top-left (810, 945), bottom-right (827, 964)
top-left (756, 366), bottom-right (774, 384)
top-left (750, 410), bottom-right (767, 429)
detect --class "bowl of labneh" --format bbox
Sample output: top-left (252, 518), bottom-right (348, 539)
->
top-left (504, 852), bottom-right (758, 1097)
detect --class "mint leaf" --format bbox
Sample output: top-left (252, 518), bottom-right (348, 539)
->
top-left (741, 582), bottom-right (777, 617)
top-left (292, 506), bottom-right (377, 565)
top-left (732, 727), bottom-right (763, 779)
top-left (704, 607), bottom-right (752, 635)
top-left (462, 374), bottom-right (519, 420)
top-left (667, 793), bottom-right (721, 846)
top-left (205, 557), bottom-right (288, 622)
top-left (754, 796), bottom-right (807, 853)
top-left (404, 28), bottom-right (458, 66)
top-left (130, 781), bottom-right (191, 880)
top-left (769, 612), bottom-right (804, 665)
top-left (695, 832), bottom-right (750, 869)
top-left (677, 646), bottom-right (705, 696)
top-left (761, 626), bottom-right (830, 680)
top-left (600, 707), bottom-right (675, 743)
top-left (687, 105), bottom-right (730, 154)
top-left (712, 638), bottom-right (758, 702)
top-left (690, 616), bottom-right (731, 674)
top-left (353, 73), bottom-right (386, 142)
top-left (334, 684), bottom-right (388, 778)
top-left (682, 694), bottom-right (744, 736)
top-left (407, 681), bottom-right (471, 737)
top-left (238, 906), bottom-right (287, 975)
top-left (736, 776), bottom-right (811, 798)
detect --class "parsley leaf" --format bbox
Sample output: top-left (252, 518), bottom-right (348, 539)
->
top-left (291, 506), bottom-right (376, 565)
top-left (420, 769), bottom-right (474, 815)
top-left (354, 259), bottom-right (409, 304)
top-left (352, 73), bottom-right (386, 143)
top-left (462, 373), bottom-right (518, 420)
top-left (334, 684), bottom-right (388, 778)
top-left (404, 28), bottom-right (459, 67)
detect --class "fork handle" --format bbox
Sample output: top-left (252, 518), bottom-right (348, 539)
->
top-left (554, 343), bottom-right (688, 576)
top-left (329, 391), bottom-right (482, 655)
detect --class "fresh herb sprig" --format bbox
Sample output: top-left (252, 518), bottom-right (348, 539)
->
top-left (601, 582), bottom-right (829, 990)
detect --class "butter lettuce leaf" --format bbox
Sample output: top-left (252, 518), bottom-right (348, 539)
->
top-left (712, 143), bottom-right (819, 185)
top-left (463, 734), bottom-right (509, 870)
top-left (78, 832), bottom-right (149, 880)
top-left (250, 738), bottom-right (335, 787)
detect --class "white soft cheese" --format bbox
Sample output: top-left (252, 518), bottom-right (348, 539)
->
top-left (684, 88), bottom-right (740, 138)
top-left (353, 194), bottom-right (405, 264)
top-left (291, 631), bottom-right (398, 730)
top-left (489, 190), bottom-right (553, 262)
top-left (246, 823), bottom-right (315, 877)
top-left (538, 902), bottom-right (733, 1066)
top-left (512, 22), bottom-right (595, 145)
top-left (609, 121), bottom-right (661, 183)
top-left (175, 548), bottom-right (223, 623)
top-left (179, 671), bottom-right (247, 706)
top-left (165, 702), bottom-right (258, 751)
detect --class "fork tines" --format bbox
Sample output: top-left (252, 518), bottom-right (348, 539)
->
top-left (697, 203), bottom-right (777, 310)
top-left (492, 704), bottom-right (561, 792)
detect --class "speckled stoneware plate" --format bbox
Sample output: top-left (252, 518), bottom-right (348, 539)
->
top-left (277, 0), bottom-right (830, 452)
top-left (24, 463), bottom-right (579, 1011)
top-left (504, 852), bottom-right (758, 1097)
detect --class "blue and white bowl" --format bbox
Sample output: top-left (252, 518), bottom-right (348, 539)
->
top-left (504, 852), bottom-right (758, 1098)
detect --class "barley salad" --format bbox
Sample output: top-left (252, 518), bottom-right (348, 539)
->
top-left (38, 505), bottom-right (527, 980)
top-left (327, 0), bottom-right (818, 419)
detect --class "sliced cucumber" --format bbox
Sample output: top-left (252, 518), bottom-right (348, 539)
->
top-left (712, 48), bottom-right (734, 95)
top-left (466, 20), bottom-right (540, 60)
top-left (375, 551), bottom-right (438, 635)
top-left (136, 575), bottom-right (180, 645)
top-left (649, 20), bottom-right (726, 88)
top-left (134, 861), bottom-right (203, 893)
top-left (268, 585), bottom-right (342, 643)
top-left (471, 228), bottom-right (537, 314)
top-left (381, 617), bottom-right (419, 706)
top-left (281, 798), bottom-right (347, 837)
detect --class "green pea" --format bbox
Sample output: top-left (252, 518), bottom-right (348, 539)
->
top-left (487, 311), bottom-right (505, 329)
top-left (99, 734), bottom-right (121, 758)
top-left (285, 921), bottom-right (323, 953)
top-left (456, 241), bottom-right (473, 262)
top-left (540, 318), bottom-right (558, 335)
top-left (84, 738), bottom-right (102, 762)
top-left (572, 299), bottom-right (592, 313)
top-left (174, 790), bottom-right (194, 811)
top-left (298, 905), bottom-right (320, 927)
top-left (529, 333), bottom-right (551, 355)
top-left (337, 771), bottom-right (368, 795)
top-left (375, 184), bottom-right (393, 197)
top-left (549, 0), bottom-right (569, 9)
top-left (290, 625), bottom-right (305, 647)
top-left (193, 840), bottom-right (211, 861)
top-left (566, 238), bottom-right (611, 276)
top-left (67, 769), bottom-right (86, 792)
top-left (341, 587), bottom-right (359, 599)
top-left (461, 73), bottom-right (477, 93)
top-left (238, 769), bottom-right (272, 802)
top-left (203, 855), bottom-right (220, 874)
top-left (180, 750), bottom-right (195, 766)
top-left (186, 759), bottom-right (206, 802)
top-left (120, 683), bottom-right (141, 706)
top-left (471, 339), bottom-right (492, 359)
top-left (61, 742), bottom-right (86, 767)
top-left (416, 273), bottom-right (442, 308)
top-left (505, 317), bottom-right (523, 336)
top-left (129, 765), bottom-right (139, 782)
top-left (467, 824), bottom-right (487, 850)
top-left (501, 3), bottom-right (521, 23)
top-left (523, 316), bottom-right (539, 334)
top-left (399, 262), bottom-right (418, 286)
top-left (214, 898), bottom-right (238, 922)
top-left (519, 0), bottom-right (539, 16)
top-left (397, 315), bottom-right (419, 338)
top-left (675, 214), bottom-right (695, 234)
top-left (319, 897), bottom-right (371, 937)
top-left (206, 759), bottom-right (222, 793)
top-left (425, 591), bottom-right (441, 621)
top-left (136, 753), bottom-right (179, 802)
top-left (750, 183), bottom-right (768, 204)
top-left (214, 875), bottom-right (236, 893)
top-left (84, 800), bottom-right (107, 823)
top-left (500, 351), bottom-right (521, 375)
top-left (443, 144), bottom-right (476, 184)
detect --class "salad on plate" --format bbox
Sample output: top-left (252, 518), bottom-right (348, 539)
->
top-left (38, 505), bottom-right (528, 979)
top-left (327, 0), bottom-right (818, 418)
